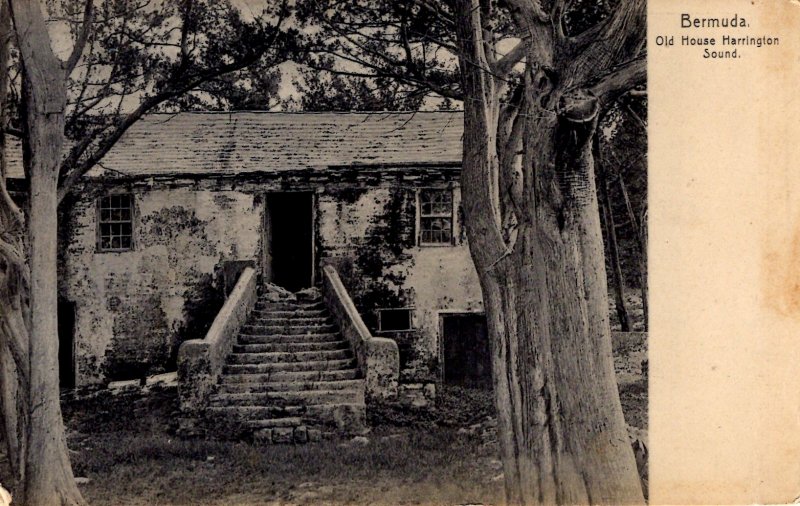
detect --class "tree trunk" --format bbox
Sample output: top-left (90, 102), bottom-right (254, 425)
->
top-left (460, 83), bottom-right (644, 506)
top-left (455, 1), bottom-right (645, 499)
top-left (617, 176), bottom-right (648, 330)
top-left (595, 137), bottom-right (630, 332)
top-left (0, 1), bottom-right (31, 498)
top-left (10, 0), bottom-right (85, 504)
top-left (471, 111), bottom-right (642, 505)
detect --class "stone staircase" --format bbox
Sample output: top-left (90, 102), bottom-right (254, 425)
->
top-left (205, 290), bottom-right (366, 443)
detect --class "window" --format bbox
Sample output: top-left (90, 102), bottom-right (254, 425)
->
top-left (378, 308), bottom-right (413, 332)
top-left (419, 189), bottom-right (453, 245)
top-left (98, 194), bottom-right (134, 252)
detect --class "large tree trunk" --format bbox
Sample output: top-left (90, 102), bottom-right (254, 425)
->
top-left (0, 0), bottom-right (31, 498)
top-left (618, 176), bottom-right (648, 330)
top-left (454, 0), bottom-right (646, 502)
top-left (10, 0), bottom-right (85, 504)
top-left (469, 111), bottom-right (643, 505)
top-left (595, 137), bottom-right (631, 332)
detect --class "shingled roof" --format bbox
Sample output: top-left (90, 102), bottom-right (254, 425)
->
top-left (5, 111), bottom-right (464, 180)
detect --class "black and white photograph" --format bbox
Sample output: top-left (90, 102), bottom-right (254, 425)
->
top-left (0, 0), bottom-right (651, 504)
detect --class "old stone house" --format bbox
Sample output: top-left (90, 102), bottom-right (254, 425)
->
top-left (8, 112), bottom-right (496, 418)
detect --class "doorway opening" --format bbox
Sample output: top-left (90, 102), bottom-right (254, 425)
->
top-left (441, 313), bottom-right (492, 389)
top-left (58, 299), bottom-right (76, 389)
top-left (263, 192), bottom-right (315, 292)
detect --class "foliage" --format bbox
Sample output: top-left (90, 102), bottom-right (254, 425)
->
top-left (3, 0), bottom-right (299, 196)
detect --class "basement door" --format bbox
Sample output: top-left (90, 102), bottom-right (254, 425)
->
top-left (441, 313), bottom-right (492, 389)
top-left (262, 192), bottom-right (315, 292)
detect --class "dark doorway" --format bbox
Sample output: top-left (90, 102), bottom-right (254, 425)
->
top-left (58, 299), bottom-right (76, 389)
top-left (264, 192), bottom-right (314, 292)
top-left (442, 313), bottom-right (492, 389)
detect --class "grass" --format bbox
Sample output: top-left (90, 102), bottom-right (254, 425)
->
top-left (65, 380), bottom-right (645, 506)
top-left (44, 326), bottom-right (648, 506)
top-left (70, 426), bottom-right (504, 506)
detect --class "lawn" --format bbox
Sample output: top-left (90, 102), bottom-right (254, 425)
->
top-left (71, 426), bottom-right (504, 506)
top-left (1, 335), bottom-right (647, 506)
top-left (63, 376), bottom-right (645, 506)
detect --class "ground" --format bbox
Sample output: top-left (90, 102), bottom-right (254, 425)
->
top-left (70, 425), bottom-right (504, 506)
top-left (56, 377), bottom-right (645, 506)
top-left (1, 300), bottom-right (646, 505)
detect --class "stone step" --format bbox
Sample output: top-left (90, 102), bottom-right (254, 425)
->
top-left (252, 309), bottom-right (328, 318)
top-left (250, 316), bottom-right (332, 326)
top-left (221, 369), bottom-right (359, 384)
top-left (305, 403), bottom-right (366, 431)
top-left (227, 349), bottom-right (351, 365)
top-left (209, 389), bottom-right (365, 407)
top-left (206, 405), bottom-right (306, 419)
top-left (238, 332), bottom-right (341, 344)
top-left (255, 301), bottom-right (324, 311)
top-left (233, 341), bottom-right (349, 353)
top-left (223, 358), bottom-right (356, 375)
top-left (247, 417), bottom-right (303, 429)
top-left (219, 379), bottom-right (364, 394)
top-left (242, 324), bottom-right (338, 334)
top-left (208, 403), bottom-right (365, 432)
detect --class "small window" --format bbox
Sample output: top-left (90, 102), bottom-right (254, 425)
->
top-left (98, 194), bottom-right (134, 252)
top-left (378, 308), bottom-right (413, 332)
top-left (419, 189), bottom-right (453, 245)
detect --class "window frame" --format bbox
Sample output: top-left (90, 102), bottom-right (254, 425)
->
top-left (417, 187), bottom-right (454, 247)
top-left (376, 307), bottom-right (415, 333)
top-left (96, 193), bottom-right (135, 253)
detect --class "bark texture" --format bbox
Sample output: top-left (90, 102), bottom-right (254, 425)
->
top-left (8, 0), bottom-right (85, 504)
top-left (0, 0), bottom-right (31, 498)
top-left (453, 0), bottom-right (646, 503)
top-left (595, 136), bottom-right (630, 331)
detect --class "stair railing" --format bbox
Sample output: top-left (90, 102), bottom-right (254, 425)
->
top-left (321, 264), bottom-right (399, 401)
top-left (177, 265), bottom-right (258, 415)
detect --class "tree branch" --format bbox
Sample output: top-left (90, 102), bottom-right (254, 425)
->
top-left (550, 0), bottom-right (567, 38)
top-left (453, 0), bottom-right (509, 268)
top-left (174, 0), bottom-right (194, 79)
top-left (566, 0), bottom-right (646, 86)
top-left (504, 0), bottom-right (549, 24)
top-left (58, 28), bottom-right (290, 201)
top-left (589, 56), bottom-right (646, 108)
top-left (493, 38), bottom-right (526, 78)
top-left (64, 0), bottom-right (94, 76)
top-left (1, 127), bottom-right (22, 139)
top-left (409, 0), bottom-right (455, 28)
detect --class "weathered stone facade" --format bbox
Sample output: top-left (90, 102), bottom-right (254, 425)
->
top-left (51, 111), bottom-right (482, 389)
top-left (59, 169), bottom-right (482, 387)
top-left (59, 185), bottom-right (262, 385)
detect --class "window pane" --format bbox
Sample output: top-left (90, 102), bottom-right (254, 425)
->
top-left (420, 217), bottom-right (452, 244)
top-left (420, 189), bottom-right (452, 216)
top-left (380, 309), bottom-right (412, 331)
top-left (98, 194), bottom-right (133, 251)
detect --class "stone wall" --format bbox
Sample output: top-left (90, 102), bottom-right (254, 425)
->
top-left (60, 168), bottom-right (481, 386)
top-left (60, 185), bottom-right (262, 386)
top-left (316, 177), bottom-right (482, 384)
